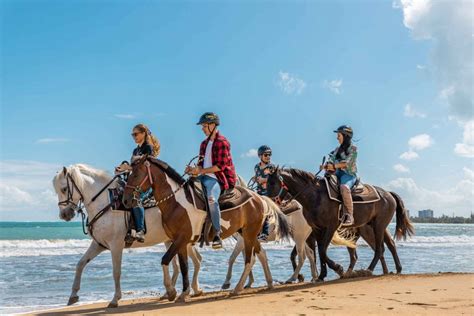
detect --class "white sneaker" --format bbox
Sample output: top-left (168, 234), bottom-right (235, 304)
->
top-left (135, 230), bottom-right (145, 243)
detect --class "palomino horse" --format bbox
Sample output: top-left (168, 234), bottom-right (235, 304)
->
top-left (266, 167), bottom-right (414, 281)
top-left (52, 164), bottom-right (203, 308)
top-left (122, 156), bottom-right (291, 302)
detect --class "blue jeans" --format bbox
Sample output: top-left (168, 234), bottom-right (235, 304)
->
top-left (336, 170), bottom-right (357, 189)
top-left (132, 188), bottom-right (152, 232)
top-left (200, 175), bottom-right (222, 236)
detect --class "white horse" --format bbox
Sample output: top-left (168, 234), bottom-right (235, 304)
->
top-left (52, 164), bottom-right (203, 308)
top-left (222, 197), bottom-right (319, 289)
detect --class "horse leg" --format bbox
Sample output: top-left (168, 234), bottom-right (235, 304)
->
top-left (358, 225), bottom-right (388, 274)
top-left (305, 243), bottom-right (318, 282)
top-left (188, 245), bottom-right (203, 297)
top-left (222, 236), bottom-right (243, 290)
top-left (161, 242), bottom-right (179, 301)
top-left (315, 229), bottom-right (328, 281)
top-left (254, 240), bottom-right (274, 289)
top-left (165, 241), bottom-right (180, 287)
top-left (245, 267), bottom-right (255, 289)
top-left (231, 233), bottom-right (257, 296)
top-left (68, 241), bottom-right (105, 305)
top-left (286, 237), bottom-right (306, 284)
top-left (108, 245), bottom-right (124, 308)
top-left (367, 224), bottom-right (385, 272)
top-left (319, 228), bottom-right (344, 279)
top-left (346, 247), bottom-right (358, 275)
top-left (176, 246), bottom-right (191, 303)
top-left (384, 229), bottom-right (402, 273)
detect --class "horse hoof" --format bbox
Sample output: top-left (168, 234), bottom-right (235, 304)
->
top-left (175, 294), bottom-right (188, 303)
top-left (297, 274), bottom-right (305, 283)
top-left (244, 284), bottom-right (252, 289)
top-left (192, 289), bottom-right (204, 297)
top-left (67, 296), bottom-right (79, 305)
top-left (221, 283), bottom-right (231, 290)
top-left (336, 266), bottom-right (344, 277)
top-left (230, 289), bottom-right (241, 297)
top-left (285, 278), bottom-right (296, 284)
top-left (310, 278), bottom-right (319, 283)
top-left (316, 278), bottom-right (324, 283)
top-left (167, 289), bottom-right (177, 302)
top-left (267, 284), bottom-right (275, 290)
top-left (107, 302), bottom-right (118, 308)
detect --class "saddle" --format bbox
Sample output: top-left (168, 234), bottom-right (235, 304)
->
top-left (324, 174), bottom-right (380, 204)
top-left (280, 200), bottom-right (302, 215)
top-left (108, 184), bottom-right (156, 247)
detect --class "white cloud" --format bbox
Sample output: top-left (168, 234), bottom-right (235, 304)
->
top-left (241, 149), bottom-right (258, 158)
top-left (454, 120), bottom-right (474, 158)
top-left (393, 164), bottom-right (410, 173)
top-left (387, 171), bottom-right (474, 217)
top-left (416, 64), bottom-right (426, 70)
top-left (114, 114), bottom-right (136, 119)
top-left (277, 71), bottom-right (306, 95)
top-left (404, 103), bottom-right (426, 118)
top-left (399, 150), bottom-right (419, 161)
top-left (323, 79), bottom-right (343, 94)
top-left (408, 134), bottom-right (434, 151)
top-left (36, 138), bottom-right (69, 144)
top-left (397, 0), bottom-right (473, 121)
top-left (0, 160), bottom-right (62, 220)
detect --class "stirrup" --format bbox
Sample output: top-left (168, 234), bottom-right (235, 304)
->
top-left (341, 214), bottom-right (354, 227)
top-left (212, 236), bottom-right (223, 249)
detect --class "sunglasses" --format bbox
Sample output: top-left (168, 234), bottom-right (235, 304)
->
top-left (131, 132), bottom-right (143, 137)
top-left (263, 153), bottom-right (272, 157)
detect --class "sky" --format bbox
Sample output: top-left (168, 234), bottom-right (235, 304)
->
top-left (0, 0), bottom-right (472, 221)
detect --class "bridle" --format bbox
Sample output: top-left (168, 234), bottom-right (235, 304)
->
top-left (124, 160), bottom-right (155, 206)
top-left (58, 171), bottom-right (85, 210)
top-left (270, 173), bottom-right (289, 205)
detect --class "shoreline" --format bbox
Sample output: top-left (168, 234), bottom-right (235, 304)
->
top-left (26, 273), bottom-right (474, 315)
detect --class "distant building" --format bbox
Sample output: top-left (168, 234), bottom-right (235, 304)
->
top-left (406, 210), bottom-right (411, 219)
top-left (418, 209), bottom-right (434, 218)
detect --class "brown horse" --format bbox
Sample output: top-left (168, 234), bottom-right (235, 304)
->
top-left (122, 156), bottom-right (291, 301)
top-left (266, 167), bottom-right (414, 281)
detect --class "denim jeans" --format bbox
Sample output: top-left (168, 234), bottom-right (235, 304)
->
top-left (336, 169), bottom-right (357, 189)
top-left (131, 188), bottom-right (152, 232)
top-left (200, 175), bottom-right (222, 236)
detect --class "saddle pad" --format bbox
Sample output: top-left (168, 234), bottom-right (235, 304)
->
top-left (324, 177), bottom-right (381, 204)
top-left (218, 186), bottom-right (253, 211)
top-left (280, 200), bottom-right (303, 215)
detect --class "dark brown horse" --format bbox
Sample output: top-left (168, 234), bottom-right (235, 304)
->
top-left (266, 167), bottom-right (414, 281)
top-left (122, 156), bottom-right (291, 301)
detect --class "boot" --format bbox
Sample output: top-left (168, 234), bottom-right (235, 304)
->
top-left (135, 230), bottom-right (145, 243)
top-left (340, 185), bottom-right (354, 226)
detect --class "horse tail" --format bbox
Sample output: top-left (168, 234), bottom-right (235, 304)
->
top-left (390, 191), bottom-right (415, 240)
top-left (331, 229), bottom-right (357, 249)
top-left (260, 196), bottom-right (292, 242)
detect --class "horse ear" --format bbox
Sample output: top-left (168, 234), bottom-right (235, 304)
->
top-left (63, 167), bottom-right (67, 176)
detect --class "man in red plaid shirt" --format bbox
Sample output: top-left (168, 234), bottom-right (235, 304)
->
top-left (185, 112), bottom-right (236, 249)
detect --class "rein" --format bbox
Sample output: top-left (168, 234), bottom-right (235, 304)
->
top-left (272, 168), bottom-right (324, 205)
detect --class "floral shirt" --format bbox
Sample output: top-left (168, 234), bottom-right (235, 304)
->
top-left (254, 162), bottom-right (274, 195)
top-left (328, 144), bottom-right (358, 177)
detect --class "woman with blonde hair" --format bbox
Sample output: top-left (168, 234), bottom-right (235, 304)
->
top-left (115, 123), bottom-right (160, 242)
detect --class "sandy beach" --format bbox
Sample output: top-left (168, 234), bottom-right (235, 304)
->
top-left (29, 273), bottom-right (473, 315)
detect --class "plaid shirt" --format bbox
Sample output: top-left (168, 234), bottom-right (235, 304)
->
top-left (198, 132), bottom-right (237, 190)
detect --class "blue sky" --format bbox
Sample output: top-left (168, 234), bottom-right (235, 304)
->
top-left (1, 0), bottom-right (472, 220)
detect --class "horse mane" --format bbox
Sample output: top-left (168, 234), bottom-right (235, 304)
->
top-left (283, 167), bottom-right (316, 185)
top-left (148, 158), bottom-right (186, 185)
top-left (52, 164), bottom-right (112, 193)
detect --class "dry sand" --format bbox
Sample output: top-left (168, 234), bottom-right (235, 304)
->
top-left (30, 273), bottom-right (473, 315)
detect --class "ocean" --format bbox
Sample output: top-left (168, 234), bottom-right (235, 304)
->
top-left (0, 222), bottom-right (473, 314)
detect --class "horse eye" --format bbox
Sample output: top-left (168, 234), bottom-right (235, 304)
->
top-left (61, 188), bottom-right (67, 193)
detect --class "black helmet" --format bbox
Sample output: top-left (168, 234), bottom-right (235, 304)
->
top-left (196, 112), bottom-right (220, 126)
top-left (258, 145), bottom-right (272, 156)
top-left (333, 125), bottom-right (353, 137)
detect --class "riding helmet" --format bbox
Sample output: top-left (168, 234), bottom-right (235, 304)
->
top-left (333, 125), bottom-right (353, 137)
top-left (258, 145), bottom-right (272, 156)
top-left (196, 112), bottom-right (220, 126)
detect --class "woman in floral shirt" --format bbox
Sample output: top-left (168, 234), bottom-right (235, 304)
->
top-left (324, 125), bottom-right (358, 226)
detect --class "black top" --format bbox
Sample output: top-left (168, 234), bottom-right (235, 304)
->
top-left (133, 142), bottom-right (153, 156)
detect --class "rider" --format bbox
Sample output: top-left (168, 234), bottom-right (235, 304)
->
top-left (324, 125), bottom-right (357, 226)
top-left (185, 112), bottom-right (237, 249)
top-left (253, 145), bottom-right (274, 241)
top-left (115, 123), bottom-right (161, 242)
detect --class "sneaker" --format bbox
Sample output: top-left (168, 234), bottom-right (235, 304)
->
top-left (212, 236), bottom-right (223, 249)
top-left (135, 230), bottom-right (145, 243)
top-left (258, 233), bottom-right (268, 242)
top-left (341, 214), bottom-right (354, 227)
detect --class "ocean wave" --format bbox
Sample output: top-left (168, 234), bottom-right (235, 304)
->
top-left (1, 235), bottom-right (473, 258)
